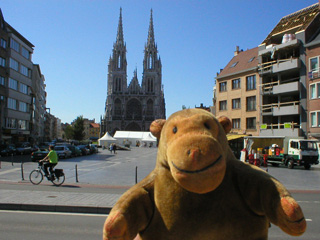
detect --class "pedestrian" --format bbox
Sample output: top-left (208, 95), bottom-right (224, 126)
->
top-left (40, 145), bottom-right (58, 180)
top-left (112, 144), bottom-right (117, 154)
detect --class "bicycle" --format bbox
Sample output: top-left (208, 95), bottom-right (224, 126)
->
top-left (29, 162), bottom-right (65, 186)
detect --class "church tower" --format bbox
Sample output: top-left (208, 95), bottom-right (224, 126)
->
top-left (102, 9), bottom-right (165, 136)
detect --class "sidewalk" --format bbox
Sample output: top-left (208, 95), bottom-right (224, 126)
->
top-left (0, 181), bottom-right (130, 214)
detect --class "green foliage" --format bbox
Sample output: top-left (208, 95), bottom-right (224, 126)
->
top-left (64, 125), bottom-right (74, 140)
top-left (73, 115), bottom-right (85, 141)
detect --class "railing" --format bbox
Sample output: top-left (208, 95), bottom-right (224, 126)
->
top-left (261, 101), bottom-right (300, 113)
top-left (260, 122), bottom-right (300, 130)
top-left (258, 57), bottom-right (298, 74)
top-left (260, 77), bottom-right (300, 93)
top-left (308, 67), bottom-right (320, 79)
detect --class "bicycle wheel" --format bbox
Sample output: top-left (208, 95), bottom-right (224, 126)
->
top-left (29, 170), bottom-right (43, 185)
top-left (51, 172), bottom-right (65, 186)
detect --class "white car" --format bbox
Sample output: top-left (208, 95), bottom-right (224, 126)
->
top-left (54, 146), bottom-right (72, 159)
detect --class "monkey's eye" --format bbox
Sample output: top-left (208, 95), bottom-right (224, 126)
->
top-left (204, 122), bottom-right (211, 130)
top-left (173, 126), bottom-right (178, 134)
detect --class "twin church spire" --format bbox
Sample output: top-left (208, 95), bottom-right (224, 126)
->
top-left (110, 8), bottom-right (161, 93)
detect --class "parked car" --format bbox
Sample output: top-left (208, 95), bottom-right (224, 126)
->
top-left (54, 146), bottom-right (72, 159)
top-left (89, 144), bottom-right (98, 154)
top-left (77, 145), bottom-right (90, 155)
top-left (66, 145), bottom-right (82, 157)
top-left (0, 144), bottom-right (17, 156)
top-left (31, 148), bottom-right (49, 162)
top-left (16, 142), bottom-right (32, 155)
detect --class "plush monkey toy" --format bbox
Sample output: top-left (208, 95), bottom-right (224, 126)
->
top-left (103, 108), bottom-right (306, 240)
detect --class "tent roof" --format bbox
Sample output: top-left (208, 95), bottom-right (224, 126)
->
top-left (114, 131), bottom-right (155, 139)
top-left (99, 132), bottom-right (117, 141)
top-left (141, 133), bottom-right (157, 142)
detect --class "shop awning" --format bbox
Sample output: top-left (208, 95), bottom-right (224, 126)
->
top-left (227, 134), bottom-right (247, 141)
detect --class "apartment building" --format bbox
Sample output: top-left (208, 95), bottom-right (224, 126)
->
top-left (306, 31), bottom-right (320, 140)
top-left (0, 9), bottom-right (9, 142)
top-left (258, 3), bottom-right (320, 138)
top-left (215, 47), bottom-right (260, 136)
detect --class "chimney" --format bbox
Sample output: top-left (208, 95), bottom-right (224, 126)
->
top-left (234, 46), bottom-right (240, 56)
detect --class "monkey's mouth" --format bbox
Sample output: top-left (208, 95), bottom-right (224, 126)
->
top-left (171, 155), bottom-right (222, 174)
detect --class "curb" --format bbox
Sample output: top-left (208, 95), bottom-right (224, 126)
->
top-left (0, 203), bottom-right (112, 214)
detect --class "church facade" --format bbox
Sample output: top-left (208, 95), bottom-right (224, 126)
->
top-left (101, 9), bottom-right (166, 136)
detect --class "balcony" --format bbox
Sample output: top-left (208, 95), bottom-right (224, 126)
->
top-left (259, 122), bottom-right (301, 137)
top-left (259, 39), bottom-right (300, 56)
top-left (261, 101), bottom-right (300, 116)
top-left (259, 57), bottom-right (300, 75)
top-left (261, 80), bottom-right (299, 95)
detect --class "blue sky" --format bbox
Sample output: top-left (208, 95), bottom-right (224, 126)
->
top-left (1, 0), bottom-right (317, 123)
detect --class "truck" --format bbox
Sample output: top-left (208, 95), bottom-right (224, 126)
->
top-left (243, 136), bottom-right (319, 169)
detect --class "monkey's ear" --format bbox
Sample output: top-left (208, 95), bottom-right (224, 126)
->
top-left (217, 116), bottom-right (231, 134)
top-left (150, 119), bottom-right (166, 139)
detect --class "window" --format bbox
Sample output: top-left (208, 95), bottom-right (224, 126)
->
top-left (9, 58), bottom-right (19, 71)
top-left (0, 57), bottom-right (5, 67)
top-left (5, 118), bottom-right (17, 129)
top-left (117, 54), bottom-right (121, 69)
top-left (310, 83), bottom-right (320, 99)
top-left (246, 75), bottom-right (256, 90)
top-left (246, 117), bottom-right (256, 129)
top-left (219, 100), bottom-right (227, 111)
top-left (9, 78), bottom-right (18, 90)
top-left (115, 78), bottom-right (122, 92)
top-left (0, 38), bottom-right (6, 48)
top-left (19, 83), bottom-right (28, 94)
top-left (310, 56), bottom-right (319, 72)
top-left (147, 78), bottom-right (154, 92)
top-left (20, 65), bottom-right (29, 77)
top-left (230, 61), bottom-right (238, 68)
top-left (310, 111), bottom-right (320, 127)
top-left (246, 96), bottom-right (256, 111)
top-left (7, 98), bottom-right (17, 110)
top-left (21, 47), bottom-right (30, 59)
top-left (148, 54), bottom-right (153, 69)
top-left (232, 79), bottom-right (241, 89)
top-left (232, 98), bottom-right (241, 109)
top-left (248, 57), bottom-right (255, 62)
top-left (0, 76), bottom-right (4, 85)
top-left (219, 82), bottom-right (227, 92)
top-left (18, 120), bottom-right (27, 130)
top-left (10, 38), bottom-right (20, 52)
top-left (19, 102), bottom-right (28, 112)
top-left (232, 119), bottom-right (240, 129)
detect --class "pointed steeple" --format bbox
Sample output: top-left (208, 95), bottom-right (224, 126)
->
top-left (146, 9), bottom-right (155, 48)
top-left (116, 8), bottom-right (124, 46)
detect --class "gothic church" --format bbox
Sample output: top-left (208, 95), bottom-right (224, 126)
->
top-left (102, 9), bottom-right (166, 135)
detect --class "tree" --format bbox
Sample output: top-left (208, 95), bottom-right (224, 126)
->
top-left (64, 125), bottom-right (74, 140)
top-left (73, 116), bottom-right (85, 141)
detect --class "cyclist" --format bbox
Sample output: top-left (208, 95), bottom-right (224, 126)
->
top-left (40, 145), bottom-right (58, 180)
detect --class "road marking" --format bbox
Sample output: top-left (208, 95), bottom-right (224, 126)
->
top-left (0, 168), bottom-right (20, 176)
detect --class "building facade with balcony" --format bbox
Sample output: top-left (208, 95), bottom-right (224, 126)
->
top-left (215, 46), bottom-right (260, 136)
top-left (258, 3), bottom-right (320, 138)
top-left (102, 9), bottom-right (165, 136)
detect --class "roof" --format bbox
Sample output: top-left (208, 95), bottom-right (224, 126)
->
top-left (216, 47), bottom-right (258, 79)
top-left (90, 123), bottom-right (100, 128)
top-left (113, 131), bottom-right (155, 139)
top-left (262, 3), bottom-right (319, 45)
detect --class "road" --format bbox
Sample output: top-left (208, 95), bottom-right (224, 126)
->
top-left (0, 210), bottom-right (106, 240)
top-left (0, 192), bottom-right (319, 240)
top-left (0, 147), bottom-right (320, 239)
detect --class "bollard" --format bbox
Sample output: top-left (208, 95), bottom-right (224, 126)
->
top-left (135, 166), bottom-right (138, 184)
top-left (11, 153), bottom-right (14, 166)
top-left (75, 164), bottom-right (79, 182)
top-left (21, 161), bottom-right (24, 180)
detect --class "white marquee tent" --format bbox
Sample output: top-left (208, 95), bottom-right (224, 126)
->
top-left (113, 131), bottom-right (157, 147)
top-left (98, 132), bottom-right (118, 147)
